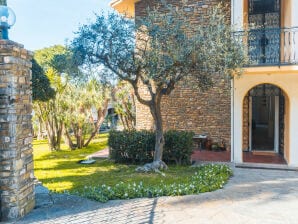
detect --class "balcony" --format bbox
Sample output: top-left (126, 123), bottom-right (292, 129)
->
top-left (235, 27), bottom-right (298, 67)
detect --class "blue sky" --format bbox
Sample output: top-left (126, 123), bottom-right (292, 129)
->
top-left (9, 0), bottom-right (111, 51)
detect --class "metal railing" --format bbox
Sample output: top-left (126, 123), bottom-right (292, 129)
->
top-left (234, 27), bottom-right (298, 67)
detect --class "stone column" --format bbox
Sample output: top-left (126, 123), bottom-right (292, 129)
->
top-left (0, 40), bottom-right (35, 221)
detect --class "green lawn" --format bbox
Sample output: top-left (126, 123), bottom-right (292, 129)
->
top-left (34, 134), bottom-right (200, 192)
top-left (33, 133), bottom-right (232, 202)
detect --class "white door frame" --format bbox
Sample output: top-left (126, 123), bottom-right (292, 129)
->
top-left (249, 96), bottom-right (279, 152)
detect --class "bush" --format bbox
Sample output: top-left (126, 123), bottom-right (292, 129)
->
top-left (109, 130), bottom-right (155, 164)
top-left (75, 164), bottom-right (233, 203)
top-left (109, 130), bottom-right (194, 165)
top-left (164, 130), bottom-right (194, 165)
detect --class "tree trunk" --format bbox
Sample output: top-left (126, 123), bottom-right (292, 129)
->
top-left (132, 84), bottom-right (168, 172)
top-left (56, 123), bottom-right (63, 150)
top-left (135, 111), bottom-right (168, 172)
top-left (63, 126), bottom-right (75, 150)
top-left (44, 116), bottom-right (63, 151)
top-left (119, 115), bottom-right (127, 130)
top-left (124, 102), bottom-right (135, 129)
top-left (45, 120), bottom-right (55, 151)
top-left (154, 128), bottom-right (164, 161)
top-left (124, 116), bottom-right (130, 130)
top-left (84, 99), bottom-right (109, 147)
top-left (77, 127), bottom-right (84, 149)
top-left (37, 118), bottom-right (44, 140)
top-left (149, 94), bottom-right (165, 162)
top-left (84, 116), bottom-right (104, 147)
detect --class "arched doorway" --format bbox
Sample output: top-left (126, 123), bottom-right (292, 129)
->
top-left (242, 84), bottom-right (287, 164)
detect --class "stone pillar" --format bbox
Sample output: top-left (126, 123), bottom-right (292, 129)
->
top-left (0, 40), bottom-right (34, 221)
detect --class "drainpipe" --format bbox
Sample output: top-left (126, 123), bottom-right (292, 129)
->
top-left (231, 0), bottom-right (235, 163)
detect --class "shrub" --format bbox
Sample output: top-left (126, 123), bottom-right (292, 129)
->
top-left (109, 130), bottom-right (155, 164)
top-left (109, 130), bottom-right (194, 165)
top-left (75, 164), bottom-right (233, 202)
top-left (164, 130), bottom-right (194, 165)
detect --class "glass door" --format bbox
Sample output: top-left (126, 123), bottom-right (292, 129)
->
top-left (249, 84), bottom-right (282, 151)
top-left (248, 0), bottom-right (281, 64)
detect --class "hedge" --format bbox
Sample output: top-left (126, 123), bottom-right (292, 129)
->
top-left (108, 130), bottom-right (194, 165)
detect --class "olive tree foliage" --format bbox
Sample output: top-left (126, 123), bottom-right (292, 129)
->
top-left (71, 3), bottom-right (247, 169)
top-left (114, 81), bottom-right (136, 130)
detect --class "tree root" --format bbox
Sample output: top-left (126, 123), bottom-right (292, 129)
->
top-left (135, 160), bottom-right (168, 176)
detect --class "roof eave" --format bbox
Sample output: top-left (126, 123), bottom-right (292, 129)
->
top-left (110, 0), bottom-right (139, 17)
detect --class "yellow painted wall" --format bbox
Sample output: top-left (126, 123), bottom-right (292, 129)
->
top-left (233, 66), bottom-right (298, 166)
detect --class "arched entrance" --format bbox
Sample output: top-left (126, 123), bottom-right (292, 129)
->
top-left (242, 84), bottom-right (287, 164)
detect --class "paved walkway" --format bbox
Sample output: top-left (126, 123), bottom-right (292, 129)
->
top-left (87, 148), bottom-right (109, 159)
top-left (13, 166), bottom-right (298, 224)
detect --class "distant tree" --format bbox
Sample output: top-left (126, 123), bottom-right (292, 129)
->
top-left (34, 45), bottom-right (74, 150)
top-left (71, 4), bottom-right (247, 170)
top-left (31, 59), bottom-right (55, 139)
top-left (31, 59), bottom-right (55, 102)
top-left (33, 68), bottom-right (66, 150)
top-left (114, 81), bottom-right (136, 130)
top-left (62, 80), bottom-right (109, 149)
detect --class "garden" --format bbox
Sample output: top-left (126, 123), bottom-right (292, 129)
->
top-left (33, 132), bottom-right (232, 203)
top-left (31, 3), bottom-right (244, 203)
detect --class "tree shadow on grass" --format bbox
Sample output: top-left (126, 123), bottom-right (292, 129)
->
top-left (34, 156), bottom-right (199, 194)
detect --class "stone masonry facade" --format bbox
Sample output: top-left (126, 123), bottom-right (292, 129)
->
top-left (0, 40), bottom-right (34, 221)
top-left (242, 95), bottom-right (249, 151)
top-left (135, 0), bottom-right (232, 149)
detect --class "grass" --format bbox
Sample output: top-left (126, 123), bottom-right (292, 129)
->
top-left (33, 134), bottom-right (232, 202)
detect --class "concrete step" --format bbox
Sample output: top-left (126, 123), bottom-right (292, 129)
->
top-left (236, 162), bottom-right (298, 171)
top-left (252, 151), bottom-right (277, 156)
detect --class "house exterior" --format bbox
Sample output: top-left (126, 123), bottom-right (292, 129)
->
top-left (111, 0), bottom-right (298, 167)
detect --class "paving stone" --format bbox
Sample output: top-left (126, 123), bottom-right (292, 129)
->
top-left (15, 167), bottom-right (298, 224)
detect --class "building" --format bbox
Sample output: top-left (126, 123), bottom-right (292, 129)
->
top-left (111, 0), bottom-right (298, 167)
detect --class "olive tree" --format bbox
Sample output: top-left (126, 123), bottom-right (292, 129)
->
top-left (71, 4), bottom-right (247, 170)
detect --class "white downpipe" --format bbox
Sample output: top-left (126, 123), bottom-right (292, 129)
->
top-left (274, 96), bottom-right (279, 153)
top-left (249, 96), bottom-right (252, 151)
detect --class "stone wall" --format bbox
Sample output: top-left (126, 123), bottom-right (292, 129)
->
top-left (134, 0), bottom-right (232, 149)
top-left (242, 95), bottom-right (249, 151)
top-left (0, 40), bottom-right (34, 221)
